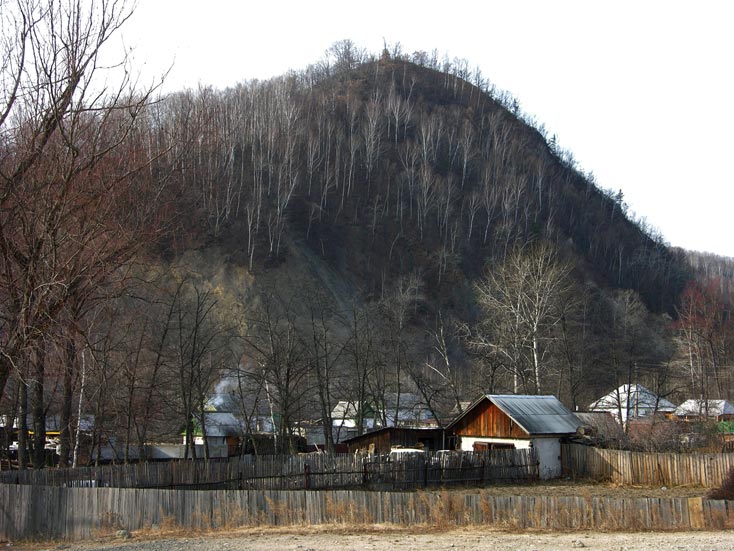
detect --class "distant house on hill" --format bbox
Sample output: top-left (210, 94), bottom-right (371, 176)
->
top-left (675, 399), bottom-right (734, 422)
top-left (445, 394), bottom-right (581, 479)
top-left (588, 384), bottom-right (676, 425)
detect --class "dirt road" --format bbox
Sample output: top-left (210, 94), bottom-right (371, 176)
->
top-left (18, 527), bottom-right (734, 551)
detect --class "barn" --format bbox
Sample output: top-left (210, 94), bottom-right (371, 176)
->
top-left (445, 394), bottom-right (581, 479)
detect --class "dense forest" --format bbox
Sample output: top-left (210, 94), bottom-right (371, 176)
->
top-left (1, 3), bottom-right (732, 465)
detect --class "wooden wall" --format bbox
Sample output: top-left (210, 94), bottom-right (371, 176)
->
top-left (450, 399), bottom-right (529, 439)
top-left (345, 428), bottom-right (444, 454)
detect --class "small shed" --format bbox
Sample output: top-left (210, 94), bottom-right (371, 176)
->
top-left (445, 394), bottom-right (580, 479)
top-left (675, 399), bottom-right (734, 422)
top-left (343, 427), bottom-right (445, 455)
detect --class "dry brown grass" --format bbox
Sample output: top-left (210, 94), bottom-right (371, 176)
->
top-left (705, 468), bottom-right (734, 500)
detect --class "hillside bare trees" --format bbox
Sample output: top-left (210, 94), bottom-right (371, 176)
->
top-left (0, 32), bottom-right (705, 465)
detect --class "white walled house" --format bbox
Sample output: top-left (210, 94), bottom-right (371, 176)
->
top-left (588, 384), bottom-right (676, 425)
top-left (675, 399), bottom-right (734, 422)
top-left (445, 394), bottom-right (581, 480)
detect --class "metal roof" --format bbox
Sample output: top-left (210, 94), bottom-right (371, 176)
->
top-left (490, 395), bottom-right (581, 435)
top-left (675, 399), bottom-right (734, 417)
top-left (588, 384), bottom-right (676, 412)
top-left (447, 394), bottom-right (581, 435)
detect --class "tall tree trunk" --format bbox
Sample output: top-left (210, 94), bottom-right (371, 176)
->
top-left (18, 382), bottom-right (29, 470)
top-left (72, 349), bottom-right (87, 468)
top-left (532, 332), bottom-right (541, 394)
top-left (0, 357), bottom-right (13, 417)
top-left (31, 351), bottom-right (46, 469)
top-left (58, 339), bottom-right (76, 467)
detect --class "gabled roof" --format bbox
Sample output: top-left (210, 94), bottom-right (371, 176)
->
top-left (675, 399), bottom-right (734, 417)
top-left (447, 394), bottom-right (581, 436)
top-left (589, 384), bottom-right (676, 412)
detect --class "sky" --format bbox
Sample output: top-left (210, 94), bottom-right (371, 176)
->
top-left (117, 0), bottom-right (734, 257)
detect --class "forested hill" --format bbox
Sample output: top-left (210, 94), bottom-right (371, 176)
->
top-left (156, 45), bottom-right (689, 315)
top-left (4, 22), bottom-right (714, 465)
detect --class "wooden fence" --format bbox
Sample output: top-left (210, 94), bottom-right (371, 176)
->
top-left (0, 449), bottom-right (537, 491)
top-left (562, 443), bottom-right (734, 487)
top-left (1, 485), bottom-right (733, 540)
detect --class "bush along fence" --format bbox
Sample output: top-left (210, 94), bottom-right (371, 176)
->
top-left (0, 449), bottom-right (538, 491)
top-left (562, 443), bottom-right (734, 487)
top-left (1, 485), bottom-right (733, 541)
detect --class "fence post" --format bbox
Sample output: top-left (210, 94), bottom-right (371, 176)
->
top-left (424, 460), bottom-right (429, 487)
top-left (304, 463), bottom-right (311, 490)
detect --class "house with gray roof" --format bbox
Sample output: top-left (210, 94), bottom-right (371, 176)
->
top-left (675, 399), bottom-right (734, 422)
top-left (588, 384), bottom-right (676, 425)
top-left (445, 394), bottom-right (581, 479)
top-left (184, 412), bottom-right (244, 457)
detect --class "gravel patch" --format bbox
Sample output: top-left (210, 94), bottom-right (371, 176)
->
top-left (14, 528), bottom-right (734, 551)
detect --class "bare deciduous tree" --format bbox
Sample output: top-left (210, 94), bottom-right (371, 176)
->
top-left (0, 0), bottom-right (165, 405)
top-left (475, 242), bottom-right (573, 393)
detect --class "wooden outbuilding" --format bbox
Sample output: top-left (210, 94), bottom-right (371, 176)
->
top-left (342, 427), bottom-right (444, 455)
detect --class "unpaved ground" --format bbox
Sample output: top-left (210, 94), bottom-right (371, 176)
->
top-left (15, 527), bottom-right (734, 551)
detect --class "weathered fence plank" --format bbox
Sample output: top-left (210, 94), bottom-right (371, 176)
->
top-left (562, 443), bottom-right (734, 487)
top-left (0, 449), bottom-right (538, 491)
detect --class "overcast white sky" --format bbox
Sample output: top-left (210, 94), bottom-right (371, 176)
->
top-left (119, 0), bottom-right (734, 257)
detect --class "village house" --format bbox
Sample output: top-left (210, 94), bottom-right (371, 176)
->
top-left (187, 412), bottom-right (243, 457)
top-left (331, 400), bottom-right (378, 443)
top-left (331, 393), bottom-right (438, 443)
top-left (445, 394), bottom-right (581, 479)
top-left (588, 384), bottom-right (676, 425)
top-left (674, 399), bottom-right (734, 422)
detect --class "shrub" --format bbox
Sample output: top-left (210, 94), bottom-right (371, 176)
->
top-left (705, 468), bottom-right (734, 500)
